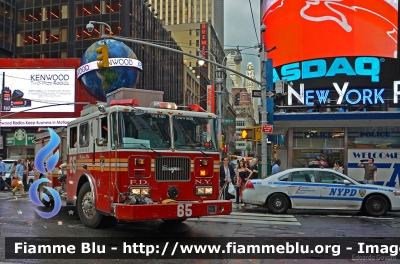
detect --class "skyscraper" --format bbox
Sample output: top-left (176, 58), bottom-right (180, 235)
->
top-left (147, 0), bottom-right (224, 46)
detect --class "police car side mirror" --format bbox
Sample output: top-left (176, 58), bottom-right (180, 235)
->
top-left (343, 180), bottom-right (350, 185)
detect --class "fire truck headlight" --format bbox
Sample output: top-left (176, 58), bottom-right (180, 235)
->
top-left (200, 160), bottom-right (208, 166)
top-left (196, 186), bottom-right (213, 195)
top-left (199, 170), bottom-right (209, 176)
top-left (196, 187), bottom-right (205, 194)
top-left (131, 188), bottom-right (141, 195)
top-left (141, 188), bottom-right (150, 196)
top-left (136, 158), bottom-right (145, 165)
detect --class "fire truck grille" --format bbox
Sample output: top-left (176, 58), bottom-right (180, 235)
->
top-left (155, 157), bottom-right (191, 182)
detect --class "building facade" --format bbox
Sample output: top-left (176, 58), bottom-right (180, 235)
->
top-left (232, 87), bottom-right (255, 154)
top-left (0, 0), bottom-right (16, 57)
top-left (244, 62), bottom-right (259, 124)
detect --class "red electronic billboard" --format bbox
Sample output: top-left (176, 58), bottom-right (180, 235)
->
top-left (263, 0), bottom-right (397, 66)
top-left (262, 0), bottom-right (399, 105)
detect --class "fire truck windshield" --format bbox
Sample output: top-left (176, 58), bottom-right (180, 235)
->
top-left (173, 116), bottom-right (218, 151)
top-left (117, 112), bottom-right (172, 149)
top-left (114, 112), bottom-right (217, 151)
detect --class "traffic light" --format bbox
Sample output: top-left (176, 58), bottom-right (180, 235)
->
top-left (273, 144), bottom-right (278, 159)
top-left (241, 129), bottom-right (253, 140)
top-left (254, 127), bottom-right (261, 142)
top-left (234, 93), bottom-right (240, 106)
top-left (96, 44), bottom-right (109, 68)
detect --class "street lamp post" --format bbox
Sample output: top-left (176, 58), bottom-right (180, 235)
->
top-left (260, 23), bottom-right (268, 178)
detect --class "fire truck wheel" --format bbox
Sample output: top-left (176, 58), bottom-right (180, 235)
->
top-left (162, 218), bottom-right (187, 224)
top-left (77, 182), bottom-right (104, 228)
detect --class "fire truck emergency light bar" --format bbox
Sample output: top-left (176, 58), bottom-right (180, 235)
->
top-left (150, 101), bottom-right (178, 110)
top-left (109, 99), bottom-right (139, 106)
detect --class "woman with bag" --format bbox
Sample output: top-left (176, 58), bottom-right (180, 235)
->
top-left (237, 160), bottom-right (253, 206)
top-left (219, 156), bottom-right (236, 201)
top-left (11, 159), bottom-right (25, 198)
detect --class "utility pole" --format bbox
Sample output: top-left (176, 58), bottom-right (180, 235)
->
top-left (260, 23), bottom-right (268, 178)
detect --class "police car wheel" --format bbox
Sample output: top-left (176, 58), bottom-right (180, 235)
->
top-left (365, 195), bottom-right (388, 217)
top-left (267, 193), bottom-right (289, 214)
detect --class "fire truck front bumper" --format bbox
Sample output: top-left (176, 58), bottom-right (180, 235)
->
top-left (113, 200), bottom-right (232, 221)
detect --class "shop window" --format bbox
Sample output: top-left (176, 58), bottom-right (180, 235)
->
top-left (290, 171), bottom-right (315, 183)
top-left (348, 127), bottom-right (400, 149)
top-left (79, 122), bottom-right (90, 148)
top-left (319, 171), bottom-right (347, 184)
top-left (69, 126), bottom-right (77, 148)
top-left (293, 128), bottom-right (344, 149)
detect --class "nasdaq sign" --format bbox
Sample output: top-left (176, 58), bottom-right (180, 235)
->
top-left (273, 57), bottom-right (380, 83)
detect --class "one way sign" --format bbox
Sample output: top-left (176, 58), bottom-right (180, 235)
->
top-left (251, 90), bottom-right (276, 98)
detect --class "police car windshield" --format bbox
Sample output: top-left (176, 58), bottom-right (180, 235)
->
top-left (173, 116), bottom-right (218, 152)
top-left (117, 113), bottom-right (171, 149)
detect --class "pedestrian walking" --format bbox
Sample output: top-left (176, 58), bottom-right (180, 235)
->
top-left (12, 159), bottom-right (25, 197)
top-left (358, 158), bottom-right (377, 184)
top-left (219, 156), bottom-right (236, 201)
top-left (250, 157), bottom-right (259, 179)
top-left (272, 159), bottom-right (281, 175)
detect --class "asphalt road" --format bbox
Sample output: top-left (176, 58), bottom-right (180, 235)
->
top-left (0, 189), bottom-right (399, 264)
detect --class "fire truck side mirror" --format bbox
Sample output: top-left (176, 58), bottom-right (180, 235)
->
top-left (96, 138), bottom-right (107, 146)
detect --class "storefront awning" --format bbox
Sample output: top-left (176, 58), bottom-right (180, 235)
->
top-left (272, 111), bottom-right (400, 136)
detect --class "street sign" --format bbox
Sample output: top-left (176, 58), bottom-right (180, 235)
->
top-left (262, 124), bottom-right (273, 134)
top-left (251, 90), bottom-right (261, 98)
top-left (251, 90), bottom-right (276, 98)
top-left (223, 119), bottom-right (234, 124)
top-left (266, 90), bottom-right (276, 98)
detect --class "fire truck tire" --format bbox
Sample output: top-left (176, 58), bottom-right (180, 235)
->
top-left (162, 218), bottom-right (187, 224)
top-left (77, 182), bottom-right (106, 228)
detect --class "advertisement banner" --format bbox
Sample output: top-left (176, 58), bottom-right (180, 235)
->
top-left (0, 118), bottom-right (75, 127)
top-left (0, 69), bottom-right (75, 112)
top-left (206, 85), bottom-right (215, 113)
top-left (348, 148), bottom-right (400, 187)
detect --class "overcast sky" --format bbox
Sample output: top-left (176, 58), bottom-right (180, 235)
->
top-left (224, 0), bottom-right (261, 84)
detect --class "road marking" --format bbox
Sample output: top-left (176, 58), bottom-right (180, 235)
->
top-left (187, 212), bottom-right (301, 226)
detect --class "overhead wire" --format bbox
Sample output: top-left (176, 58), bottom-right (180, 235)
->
top-left (248, 0), bottom-right (260, 45)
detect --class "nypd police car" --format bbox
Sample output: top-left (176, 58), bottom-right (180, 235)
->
top-left (242, 168), bottom-right (400, 216)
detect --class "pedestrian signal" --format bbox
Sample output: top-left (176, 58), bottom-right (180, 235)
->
top-left (96, 44), bottom-right (109, 68)
top-left (241, 129), bottom-right (253, 140)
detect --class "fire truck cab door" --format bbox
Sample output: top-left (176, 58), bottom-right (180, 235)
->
top-left (94, 117), bottom-right (111, 212)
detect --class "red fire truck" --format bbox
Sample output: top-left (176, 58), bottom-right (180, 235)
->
top-left (34, 91), bottom-right (231, 228)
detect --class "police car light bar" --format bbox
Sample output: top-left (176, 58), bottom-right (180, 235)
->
top-left (150, 101), bottom-right (177, 110)
top-left (187, 104), bottom-right (206, 112)
top-left (109, 99), bottom-right (139, 106)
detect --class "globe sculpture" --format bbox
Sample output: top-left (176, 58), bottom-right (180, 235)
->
top-left (79, 39), bottom-right (142, 101)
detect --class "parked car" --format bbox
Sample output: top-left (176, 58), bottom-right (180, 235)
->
top-left (242, 168), bottom-right (400, 217)
top-left (0, 157), bottom-right (35, 190)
